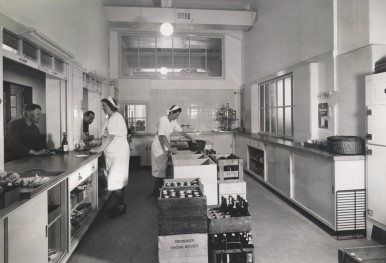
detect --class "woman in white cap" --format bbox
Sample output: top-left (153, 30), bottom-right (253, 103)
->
top-left (90, 96), bottom-right (130, 218)
top-left (151, 105), bottom-right (196, 197)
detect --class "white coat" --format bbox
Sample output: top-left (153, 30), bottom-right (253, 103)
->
top-left (102, 112), bottom-right (130, 190)
top-left (151, 116), bottom-right (182, 178)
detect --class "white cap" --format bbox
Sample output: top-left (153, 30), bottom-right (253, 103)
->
top-left (167, 105), bottom-right (181, 114)
top-left (105, 96), bottom-right (118, 108)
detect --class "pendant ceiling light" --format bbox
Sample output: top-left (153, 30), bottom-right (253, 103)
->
top-left (160, 22), bottom-right (174, 37)
top-left (160, 0), bottom-right (174, 37)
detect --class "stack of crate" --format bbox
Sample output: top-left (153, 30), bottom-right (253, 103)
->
top-left (208, 153), bottom-right (246, 204)
top-left (158, 178), bottom-right (209, 263)
top-left (207, 153), bottom-right (255, 263)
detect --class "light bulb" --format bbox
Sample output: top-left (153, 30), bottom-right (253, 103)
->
top-left (160, 67), bottom-right (168, 75)
top-left (160, 22), bottom-right (174, 37)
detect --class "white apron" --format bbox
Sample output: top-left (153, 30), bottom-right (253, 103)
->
top-left (102, 112), bottom-right (130, 190)
top-left (151, 116), bottom-right (182, 178)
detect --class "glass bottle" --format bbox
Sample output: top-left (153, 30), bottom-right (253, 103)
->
top-left (62, 132), bottom-right (69, 152)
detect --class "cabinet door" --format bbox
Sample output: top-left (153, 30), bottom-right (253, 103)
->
top-left (367, 144), bottom-right (386, 225)
top-left (234, 135), bottom-right (248, 168)
top-left (212, 134), bottom-right (233, 154)
top-left (8, 193), bottom-right (48, 263)
top-left (274, 147), bottom-right (291, 197)
top-left (265, 145), bottom-right (276, 186)
top-left (365, 73), bottom-right (386, 106)
top-left (293, 153), bottom-right (334, 225)
top-left (367, 105), bottom-right (386, 146)
top-left (131, 136), bottom-right (149, 166)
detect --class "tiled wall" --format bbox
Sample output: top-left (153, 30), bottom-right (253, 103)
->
top-left (150, 89), bottom-right (239, 132)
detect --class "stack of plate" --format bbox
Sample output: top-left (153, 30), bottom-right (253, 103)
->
top-left (375, 57), bottom-right (386, 73)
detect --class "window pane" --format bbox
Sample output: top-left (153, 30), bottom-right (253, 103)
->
top-left (259, 85), bottom-right (264, 108)
top-left (264, 84), bottom-right (270, 107)
top-left (270, 82), bottom-right (277, 107)
top-left (122, 35), bottom-right (139, 77)
top-left (277, 79), bottom-right (283, 107)
top-left (189, 37), bottom-right (207, 78)
top-left (260, 109), bottom-right (264, 131)
top-left (156, 37), bottom-right (173, 77)
top-left (173, 36), bottom-right (190, 77)
top-left (284, 77), bottom-right (292, 106)
top-left (206, 38), bottom-right (222, 77)
top-left (265, 109), bottom-right (270, 132)
top-left (277, 107), bottom-right (284, 134)
top-left (285, 107), bottom-right (292, 136)
top-left (135, 105), bottom-right (146, 118)
top-left (270, 108), bottom-right (277, 133)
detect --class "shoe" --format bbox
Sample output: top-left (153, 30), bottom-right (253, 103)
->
top-left (109, 204), bottom-right (126, 218)
top-left (105, 206), bottom-right (118, 213)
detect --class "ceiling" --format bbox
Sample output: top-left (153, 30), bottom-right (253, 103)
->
top-left (102, 0), bottom-right (253, 11)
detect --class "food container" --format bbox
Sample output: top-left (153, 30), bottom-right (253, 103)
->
top-left (0, 186), bottom-right (20, 209)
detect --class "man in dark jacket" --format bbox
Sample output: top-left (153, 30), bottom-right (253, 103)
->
top-left (5, 103), bottom-right (50, 162)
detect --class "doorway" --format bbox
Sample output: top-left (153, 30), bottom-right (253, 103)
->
top-left (3, 81), bottom-right (32, 133)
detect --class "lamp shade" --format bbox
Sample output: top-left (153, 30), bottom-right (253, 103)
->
top-left (160, 22), bottom-right (174, 37)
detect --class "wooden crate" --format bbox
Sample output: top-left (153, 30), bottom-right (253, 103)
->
top-left (210, 247), bottom-right (254, 263)
top-left (209, 153), bottom-right (243, 181)
top-left (172, 154), bottom-right (208, 160)
top-left (158, 187), bottom-right (207, 235)
top-left (158, 233), bottom-right (208, 263)
top-left (218, 180), bottom-right (247, 204)
top-left (173, 158), bottom-right (218, 205)
top-left (163, 178), bottom-right (203, 189)
top-left (207, 207), bottom-right (251, 234)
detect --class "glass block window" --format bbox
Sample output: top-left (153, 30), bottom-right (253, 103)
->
top-left (259, 74), bottom-right (293, 138)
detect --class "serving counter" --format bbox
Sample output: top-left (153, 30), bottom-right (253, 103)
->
top-left (1, 151), bottom-right (105, 263)
top-left (234, 132), bottom-right (366, 235)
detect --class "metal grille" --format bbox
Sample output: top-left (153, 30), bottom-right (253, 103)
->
top-left (336, 189), bottom-right (366, 240)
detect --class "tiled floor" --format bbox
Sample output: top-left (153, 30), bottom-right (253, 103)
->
top-left (68, 167), bottom-right (377, 263)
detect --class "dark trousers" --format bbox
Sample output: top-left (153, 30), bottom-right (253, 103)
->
top-left (152, 178), bottom-right (164, 197)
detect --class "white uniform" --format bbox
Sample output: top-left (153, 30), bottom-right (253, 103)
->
top-left (151, 116), bottom-right (182, 178)
top-left (102, 112), bottom-right (130, 190)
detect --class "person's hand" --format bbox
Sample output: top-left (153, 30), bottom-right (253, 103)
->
top-left (170, 149), bottom-right (177, 155)
top-left (40, 149), bottom-right (53, 156)
top-left (89, 147), bottom-right (101, 154)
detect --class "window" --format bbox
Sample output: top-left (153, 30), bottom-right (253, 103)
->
top-left (259, 74), bottom-right (293, 137)
top-left (122, 103), bottom-right (148, 132)
top-left (121, 34), bottom-right (222, 78)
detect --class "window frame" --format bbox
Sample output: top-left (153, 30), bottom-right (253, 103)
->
top-left (119, 101), bottom-right (150, 134)
top-left (258, 74), bottom-right (294, 139)
top-left (119, 33), bottom-right (224, 80)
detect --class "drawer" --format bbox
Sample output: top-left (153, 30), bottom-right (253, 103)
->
top-left (68, 159), bottom-right (97, 191)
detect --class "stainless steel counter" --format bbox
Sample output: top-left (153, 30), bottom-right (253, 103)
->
top-left (235, 132), bottom-right (365, 161)
top-left (1, 151), bottom-right (101, 218)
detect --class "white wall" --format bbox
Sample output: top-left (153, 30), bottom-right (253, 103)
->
top-left (245, 0), bottom-right (333, 83)
top-left (0, 0), bottom-right (109, 74)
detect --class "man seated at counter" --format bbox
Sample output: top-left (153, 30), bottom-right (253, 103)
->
top-left (82, 110), bottom-right (95, 142)
top-left (5, 103), bottom-right (51, 162)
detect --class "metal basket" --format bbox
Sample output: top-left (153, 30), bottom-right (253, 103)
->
top-left (187, 140), bottom-right (206, 152)
top-left (327, 136), bottom-right (363, 155)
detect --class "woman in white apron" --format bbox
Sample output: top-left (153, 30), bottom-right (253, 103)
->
top-left (90, 96), bottom-right (130, 218)
top-left (151, 105), bottom-right (196, 197)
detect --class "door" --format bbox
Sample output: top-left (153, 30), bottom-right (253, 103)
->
top-left (3, 81), bottom-right (32, 134)
top-left (367, 144), bottom-right (386, 225)
top-left (7, 193), bottom-right (48, 263)
top-left (367, 105), bottom-right (386, 146)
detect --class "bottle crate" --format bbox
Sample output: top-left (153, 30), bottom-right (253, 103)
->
top-left (158, 186), bottom-right (207, 235)
top-left (218, 180), bottom-right (247, 204)
top-left (158, 233), bottom-right (208, 263)
top-left (163, 177), bottom-right (203, 189)
top-left (207, 206), bottom-right (251, 234)
top-left (210, 246), bottom-right (254, 263)
top-left (208, 153), bottom-right (243, 181)
top-left (209, 233), bottom-right (254, 263)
